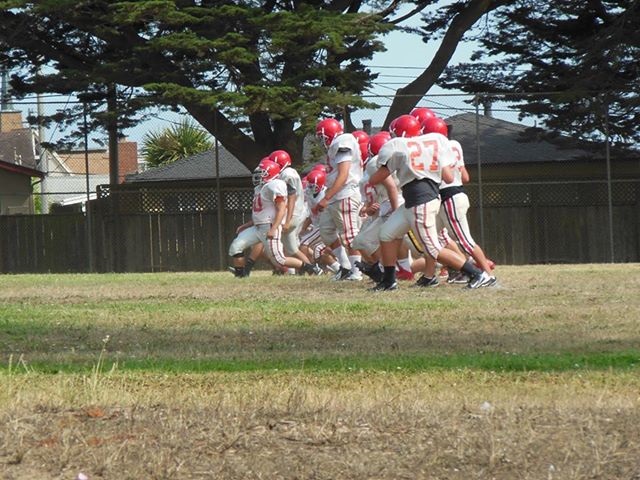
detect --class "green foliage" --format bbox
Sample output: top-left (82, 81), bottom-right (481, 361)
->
top-left (141, 118), bottom-right (213, 167)
top-left (436, 0), bottom-right (640, 144)
top-left (0, 1), bottom-right (395, 166)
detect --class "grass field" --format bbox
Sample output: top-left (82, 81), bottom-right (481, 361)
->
top-left (1, 265), bottom-right (639, 479)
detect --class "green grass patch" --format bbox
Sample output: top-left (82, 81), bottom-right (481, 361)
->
top-left (4, 350), bottom-right (638, 375)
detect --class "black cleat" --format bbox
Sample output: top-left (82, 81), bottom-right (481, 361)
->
top-left (228, 266), bottom-right (247, 278)
top-left (332, 267), bottom-right (352, 281)
top-left (355, 261), bottom-right (383, 283)
top-left (303, 262), bottom-right (324, 276)
top-left (369, 281), bottom-right (399, 292)
top-left (413, 275), bottom-right (439, 288)
top-left (466, 271), bottom-right (495, 289)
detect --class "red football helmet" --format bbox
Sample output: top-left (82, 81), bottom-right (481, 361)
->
top-left (252, 158), bottom-right (281, 186)
top-left (390, 114), bottom-right (422, 138)
top-left (269, 149), bottom-right (292, 169)
top-left (422, 116), bottom-right (449, 137)
top-left (410, 107), bottom-right (436, 125)
top-left (310, 163), bottom-right (327, 173)
top-left (305, 168), bottom-right (326, 195)
top-left (351, 129), bottom-right (370, 164)
top-left (368, 131), bottom-right (392, 156)
top-left (315, 118), bottom-right (343, 148)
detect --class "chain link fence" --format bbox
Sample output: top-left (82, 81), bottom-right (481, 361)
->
top-left (0, 92), bottom-right (638, 273)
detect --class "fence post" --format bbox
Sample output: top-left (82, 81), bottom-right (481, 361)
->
top-left (214, 114), bottom-right (225, 271)
top-left (603, 99), bottom-right (615, 263)
top-left (474, 94), bottom-right (486, 246)
top-left (83, 103), bottom-right (94, 272)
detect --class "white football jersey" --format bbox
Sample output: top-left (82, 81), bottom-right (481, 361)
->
top-left (365, 155), bottom-right (403, 217)
top-left (278, 166), bottom-right (308, 219)
top-left (325, 132), bottom-right (362, 202)
top-left (440, 139), bottom-right (465, 189)
top-left (251, 178), bottom-right (288, 225)
top-left (304, 186), bottom-right (326, 227)
top-left (377, 133), bottom-right (456, 187)
top-left (359, 161), bottom-right (376, 206)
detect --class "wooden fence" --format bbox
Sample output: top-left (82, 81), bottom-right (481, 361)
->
top-left (1, 181), bottom-right (639, 273)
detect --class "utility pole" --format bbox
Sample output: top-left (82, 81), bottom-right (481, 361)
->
top-left (0, 68), bottom-right (12, 110)
top-left (36, 67), bottom-right (49, 213)
top-left (107, 84), bottom-right (119, 185)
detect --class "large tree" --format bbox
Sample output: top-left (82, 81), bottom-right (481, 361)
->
top-left (0, 0), bottom-right (392, 168)
top-left (0, 0), bottom-right (505, 171)
top-left (436, 0), bottom-right (640, 144)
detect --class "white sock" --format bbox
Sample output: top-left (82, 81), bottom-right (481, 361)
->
top-left (397, 257), bottom-right (411, 271)
top-left (332, 246), bottom-right (351, 269)
top-left (327, 261), bottom-right (341, 273)
top-left (287, 268), bottom-right (296, 275)
top-left (349, 255), bottom-right (362, 274)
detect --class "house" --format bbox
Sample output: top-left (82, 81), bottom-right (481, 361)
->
top-left (0, 107), bottom-right (140, 214)
top-left (114, 146), bottom-right (253, 213)
top-left (46, 137), bottom-right (139, 212)
top-left (0, 110), bottom-right (45, 214)
top-left (444, 112), bottom-right (638, 181)
top-left (441, 113), bottom-right (639, 207)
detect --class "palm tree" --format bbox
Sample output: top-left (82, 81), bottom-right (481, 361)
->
top-left (141, 118), bottom-right (213, 168)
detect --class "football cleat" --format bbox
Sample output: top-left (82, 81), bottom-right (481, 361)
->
top-left (355, 261), bottom-right (383, 283)
top-left (344, 270), bottom-right (363, 281)
top-left (482, 275), bottom-right (497, 288)
top-left (332, 267), bottom-right (352, 281)
top-left (228, 266), bottom-right (246, 278)
top-left (302, 262), bottom-right (323, 276)
top-left (369, 281), bottom-right (399, 292)
top-left (466, 271), bottom-right (495, 289)
top-left (447, 272), bottom-right (469, 284)
top-left (413, 275), bottom-right (439, 288)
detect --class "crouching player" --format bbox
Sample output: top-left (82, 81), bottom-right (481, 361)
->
top-left (228, 158), bottom-right (322, 277)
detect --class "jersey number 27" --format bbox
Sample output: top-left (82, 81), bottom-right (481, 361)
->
top-left (407, 140), bottom-right (439, 172)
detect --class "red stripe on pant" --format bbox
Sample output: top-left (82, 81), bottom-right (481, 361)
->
top-left (444, 197), bottom-right (474, 255)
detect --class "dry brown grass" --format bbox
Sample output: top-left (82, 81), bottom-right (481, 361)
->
top-left (1, 372), bottom-right (640, 479)
top-left (1, 265), bottom-right (640, 479)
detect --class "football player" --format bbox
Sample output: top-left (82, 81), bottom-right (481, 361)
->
top-left (269, 149), bottom-right (315, 273)
top-left (228, 158), bottom-right (322, 277)
top-left (312, 118), bottom-right (364, 281)
top-left (352, 130), bottom-right (404, 283)
top-left (434, 120), bottom-right (496, 285)
top-left (299, 166), bottom-right (341, 274)
top-left (368, 114), bottom-right (492, 291)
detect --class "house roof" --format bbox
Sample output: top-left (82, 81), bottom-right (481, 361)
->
top-left (54, 150), bottom-right (112, 174)
top-left (444, 113), bottom-right (633, 165)
top-left (0, 159), bottom-right (44, 178)
top-left (0, 128), bottom-right (40, 171)
top-left (124, 146), bottom-right (251, 183)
